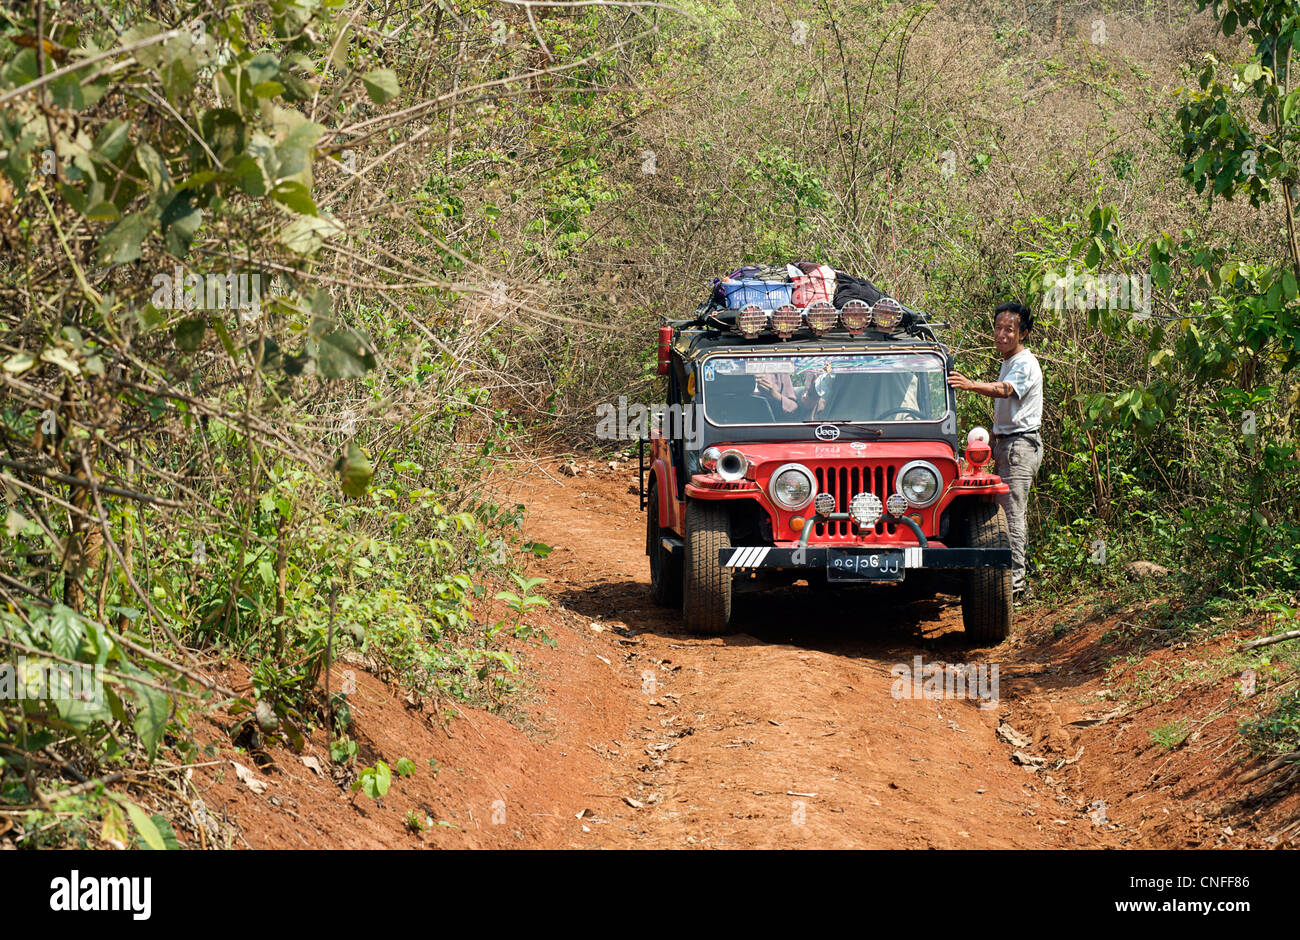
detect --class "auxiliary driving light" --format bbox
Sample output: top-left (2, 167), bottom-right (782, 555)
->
top-left (886, 493), bottom-right (909, 517)
top-left (813, 492), bottom-right (836, 516)
top-left (701, 446), bottom-right (721, 471)
top-left (840, 299), bottom-right (871, 334)
top-left (737, 303), bottom-right (768, 338)
top-left (872, 297), bottom-right (904, 331)
top-left (805, 300), bottom-right (837, 336)
top-left (849, 492), bottom-right (883, 529)
top-left (771, 304), bottom-right (802, 338)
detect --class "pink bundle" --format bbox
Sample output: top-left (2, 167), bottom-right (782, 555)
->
top-left (787, 262), bottom-right (837, 307)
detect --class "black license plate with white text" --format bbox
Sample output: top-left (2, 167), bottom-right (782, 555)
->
top-left (826, 549), bottom-right (905, 582)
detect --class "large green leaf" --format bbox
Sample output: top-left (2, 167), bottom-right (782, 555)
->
top-left (278, 214), bottom-right (342, 254)
top-left (318, 327), bottom-right (377, 378)
top-left (200, 109), bottom-right (245, 163)
top-left (96, 212), bottom-right (155, 265)
top-left (135, 142), bottom-right (172, 192)
top-left (336, 440), bottom-right (373, 498)
top-left (161, 192), bottom-right (202, 257)
top-left (47, 605), bottom-right (84, 660)
top-left (270, 180), bottom-right (317, 215)
top-left (361, 69), bottom-right (400, 104)
top-left (124, 667), bottom-right (169, 760)
top-left (246, 52), bottom-right (280, 86)
top-left (227, 154), bottom-right (267, 196)
top-left (115, 797), bottom-right (166, 850)
top-left (175, 317), bottom-right (207, 351)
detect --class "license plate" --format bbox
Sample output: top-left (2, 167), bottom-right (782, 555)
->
top-left (826, 549), bottom-right (905, 582)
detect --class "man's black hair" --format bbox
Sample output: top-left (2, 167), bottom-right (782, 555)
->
top-left (993, 301), bottom-right (1033, 335)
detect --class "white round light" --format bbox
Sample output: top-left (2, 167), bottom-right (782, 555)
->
top-left (897, 460), bottom-right (942, 507)
top-left (967, 426), bottom-right (990, 446)
top-left (849, 492), bottom-right (882, 528)
top-left (805, 301), bottom-right (837, 335)
top-left (771, 304), bottom-right (801, 337)
top-left (886, 493), bottom-right (909, 517)
top-left (813, 492), bottom-right (836, 516)
top-left (769, 463), bottom-right (815, 510)
top-left (872, 297), bottom-right (903, 330)
top-left (737, 304), bottom-right (767, 338)
top-left (840, 299), bottom-right (871, 334)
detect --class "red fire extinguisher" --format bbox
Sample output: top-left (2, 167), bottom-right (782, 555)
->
top-left (656, 325), bottom-right (672, 375)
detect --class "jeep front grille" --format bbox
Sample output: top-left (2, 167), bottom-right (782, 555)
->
top-left (813, 464), bottom-right (898, 538)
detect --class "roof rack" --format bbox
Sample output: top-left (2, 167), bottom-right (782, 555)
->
top-left (688, 296), bottom-right (943, 342)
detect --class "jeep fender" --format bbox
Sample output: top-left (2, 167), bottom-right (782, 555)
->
top-left (650, 457), bottom-right (683, 534)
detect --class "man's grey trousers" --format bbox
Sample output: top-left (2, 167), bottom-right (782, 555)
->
top-left (992, 433), bottom-right (1043, 591)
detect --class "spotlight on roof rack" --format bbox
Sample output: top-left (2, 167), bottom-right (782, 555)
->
top-left (771, 304), bottom-right (801, 339)
top-left (737, 303), bottom-right (768, 338)
top-left (840, 299), bottom-right (871, 335)
top-left (872, 297), bottom-right (904, 331)
top-left (804, 300), bottom-right (837, 336)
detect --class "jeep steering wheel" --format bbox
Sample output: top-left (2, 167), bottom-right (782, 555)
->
top-left (881, 406), bottom-right (927, 421)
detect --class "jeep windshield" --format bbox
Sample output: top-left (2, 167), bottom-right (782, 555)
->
top-left (699, 352), bottom-right (949, 426)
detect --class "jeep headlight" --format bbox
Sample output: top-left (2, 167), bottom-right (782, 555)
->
top-left (769, 463), bottom-right (815, 510)
top-left (897, 460), bottom-right (942, 508)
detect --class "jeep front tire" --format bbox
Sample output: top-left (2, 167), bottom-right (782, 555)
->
top-left (682, 500), bottom-right (733, 634)
top-left (959, 502), bottom-right (1013, 643)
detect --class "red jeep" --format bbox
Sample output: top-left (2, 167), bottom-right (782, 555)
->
top-left (640, 298), bottom-right (1014, 641)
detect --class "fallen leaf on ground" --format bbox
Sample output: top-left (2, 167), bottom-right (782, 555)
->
top-left (232, 761), bottom-right (268, 794)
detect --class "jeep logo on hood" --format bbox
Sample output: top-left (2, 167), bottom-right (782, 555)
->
top-left (814, 424), bottom-right (840, 441)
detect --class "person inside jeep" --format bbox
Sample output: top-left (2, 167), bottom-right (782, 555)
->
top-left (753, 370), bottom-right (803, 415)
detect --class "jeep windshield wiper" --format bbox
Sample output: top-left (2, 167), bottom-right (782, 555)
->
top-left (805, 422), bottom-right (884, 437)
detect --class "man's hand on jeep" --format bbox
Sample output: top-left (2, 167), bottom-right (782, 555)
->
top-left (780, 396), bottom-right (798, 413)
top-left (947, 371), bottom-right (975, 391)
top-left (948, 371), bottom-right (1014, 399)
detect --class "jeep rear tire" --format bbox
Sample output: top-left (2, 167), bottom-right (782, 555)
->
top-left (647, 481), bottom-right (682, 608)
top-left (682, 500), bottom-right (733, 634)
top-left (959, 502), bottom-right (1013, 643)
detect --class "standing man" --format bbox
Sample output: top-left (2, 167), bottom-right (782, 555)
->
top-left (947, 302), bottom-right (1044, 600)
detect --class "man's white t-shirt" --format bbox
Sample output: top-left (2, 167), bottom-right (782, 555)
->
top-left (993, 348), bottom-right (1042, 435)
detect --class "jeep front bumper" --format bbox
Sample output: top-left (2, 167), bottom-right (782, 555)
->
top-left (716, 546), bottom-right (1011, 571)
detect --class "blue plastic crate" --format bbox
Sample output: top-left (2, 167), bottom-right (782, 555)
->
top-left (720, 278), bottom-right (793, 310)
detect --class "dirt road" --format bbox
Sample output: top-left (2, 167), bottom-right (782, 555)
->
top-left (510, 458), bottom-right (1119, 849)
top-left (192, 458), bottom-right (1272, 849)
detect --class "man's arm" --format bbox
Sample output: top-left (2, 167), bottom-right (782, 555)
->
top-left (947, 371), bottom-right (1016, 399)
